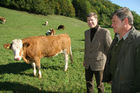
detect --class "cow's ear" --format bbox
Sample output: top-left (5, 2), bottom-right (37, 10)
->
top-left (3, 43), bottom-right (12, 49)
top-left (23, 42), bottom-right (30, 48)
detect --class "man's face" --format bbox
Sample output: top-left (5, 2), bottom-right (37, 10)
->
top-left (87, 16), bottom-right (98, 28)
top-left (111, 15), bottom-right (124, 34)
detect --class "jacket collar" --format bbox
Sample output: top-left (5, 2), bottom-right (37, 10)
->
top-left (125, 26), bottom-right (136, 43)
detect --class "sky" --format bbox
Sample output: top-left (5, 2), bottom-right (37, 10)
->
top-left (110, 0), bottom-right (140, 16)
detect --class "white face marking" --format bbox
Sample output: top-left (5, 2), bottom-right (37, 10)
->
top-left (11, 39), bottom-right (23, 61)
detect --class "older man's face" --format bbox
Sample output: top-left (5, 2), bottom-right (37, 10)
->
top-left (87, 16), bottom-right (98, 28)
top-left (111, 15), bottom-right (125, 34)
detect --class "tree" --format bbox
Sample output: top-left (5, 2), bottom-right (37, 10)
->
top-left (132, 11), bottom-right (140, 30)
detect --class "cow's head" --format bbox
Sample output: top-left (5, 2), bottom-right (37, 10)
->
top-left (4, 39), bottom-right (23, 61)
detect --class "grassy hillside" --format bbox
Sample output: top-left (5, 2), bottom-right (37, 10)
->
top-left (0, 7), bottom-right (112, 93)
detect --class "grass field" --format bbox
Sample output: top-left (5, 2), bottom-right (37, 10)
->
top-left (0, 7), bottom-right (112, 93)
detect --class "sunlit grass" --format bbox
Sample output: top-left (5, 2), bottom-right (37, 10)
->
top-left (0, 6), bottom-right (112, 93)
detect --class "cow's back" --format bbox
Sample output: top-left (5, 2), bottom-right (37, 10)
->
top-left (22, 34), bottom-right (71, 58)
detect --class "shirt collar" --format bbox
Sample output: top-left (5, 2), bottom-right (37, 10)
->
top-left (122, 31), bottom-right (130, 40)
top-left (117, 28), bottom-right (132, 41)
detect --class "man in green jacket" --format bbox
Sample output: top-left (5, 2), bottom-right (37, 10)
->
top-left (103, 7), bottom-right (140, 93)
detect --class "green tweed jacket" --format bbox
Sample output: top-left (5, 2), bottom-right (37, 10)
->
top-left (84, 26), bottom-right (112, 71)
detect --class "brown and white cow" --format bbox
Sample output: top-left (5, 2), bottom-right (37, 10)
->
top-left (0, 16), bottom-right (6, 24)
top-left (3, 34), bottom-right (73, 78)
top-left (45, 21), bottom-right (48, 26)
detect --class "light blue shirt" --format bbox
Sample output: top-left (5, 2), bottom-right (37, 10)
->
top-left (123, 31), bottom-right (130, 40)
top-left (117, 30), bottom-right (131, 41)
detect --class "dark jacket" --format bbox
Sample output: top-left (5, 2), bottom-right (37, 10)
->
top-left (103, 27), bottom-right (140, 93)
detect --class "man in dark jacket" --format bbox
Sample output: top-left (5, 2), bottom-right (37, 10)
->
top-left (83, 12), bottom-right (112, 93)
top-left (103, 7), bottom-right (140, 93)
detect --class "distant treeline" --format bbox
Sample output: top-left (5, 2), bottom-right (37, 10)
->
top-left (0, 0), bottom-right (140, 29)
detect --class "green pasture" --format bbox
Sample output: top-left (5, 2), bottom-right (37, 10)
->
top-left (0, 7), bottom-right (112, 93)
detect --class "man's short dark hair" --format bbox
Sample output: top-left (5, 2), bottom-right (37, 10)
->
top-left (87, 12), bottom-right (98, 19)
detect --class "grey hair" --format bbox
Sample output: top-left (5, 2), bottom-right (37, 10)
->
top-left (112, 7), bottom-right (133, 25)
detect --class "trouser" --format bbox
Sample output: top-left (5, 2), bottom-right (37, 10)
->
top-left (85, 67), bottom-right (104, 93)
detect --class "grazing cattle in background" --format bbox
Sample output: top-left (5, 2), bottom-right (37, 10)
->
top-left (45, 21), bottom-right (48, 26)
top-left (0, 16), bottom-right (6, 24)
top-left (57, 25), bottom-right (64, 30)
top-left (45, 29), bottom-right (55, 36)
top-left (42, 21), bottom-right (48, 26)
top-left (4, 34), bottom-right (73, 78)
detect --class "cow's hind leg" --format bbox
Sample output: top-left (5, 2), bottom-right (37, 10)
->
top-left (64, 50), bottom-right (69, 71)
top-left (70, 46), bottom-right (73, 63)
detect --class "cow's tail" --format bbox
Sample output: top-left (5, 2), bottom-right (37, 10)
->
top-left (70, 46), bottom-right (73, 64)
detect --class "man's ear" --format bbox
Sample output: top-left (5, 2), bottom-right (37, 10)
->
top-left (3, 43), bottom-right (12, 49)
top-left (123, 18), bottom-right (129, 24)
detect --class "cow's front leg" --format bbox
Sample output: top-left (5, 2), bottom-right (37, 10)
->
top-left (32, 63), bottom-right (37, 77)
top-left (35, 58), bottom-right (42, 78)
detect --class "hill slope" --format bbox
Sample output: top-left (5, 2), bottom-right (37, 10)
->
top-left (0, 7), bottom-right (111, 93)
top-left (1, 0), bottom-right (140, 29)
